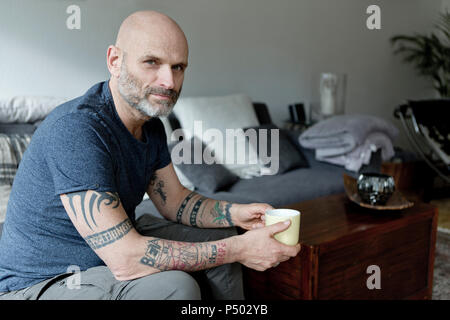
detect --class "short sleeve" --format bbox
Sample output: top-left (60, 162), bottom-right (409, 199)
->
top-left (153, 118), bottom-right (172, 171)
top-left (45, 113), bottom-right (117, 195)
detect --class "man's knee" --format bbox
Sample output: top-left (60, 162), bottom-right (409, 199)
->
top-left (121, 270), bottom-right (201, 300)
top-left (166, 271), bottom-right (201, 300)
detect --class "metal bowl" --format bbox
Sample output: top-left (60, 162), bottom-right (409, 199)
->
top-left (357, 173), bottom-right (395, 206)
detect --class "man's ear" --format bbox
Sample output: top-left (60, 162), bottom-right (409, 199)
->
top-left (106, 45), bottom-right (122, 78)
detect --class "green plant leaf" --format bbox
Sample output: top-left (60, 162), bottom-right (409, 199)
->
top-left (390, 11), bottom-right (450, 97)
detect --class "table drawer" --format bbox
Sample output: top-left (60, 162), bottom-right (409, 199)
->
top-left (316, 219), bottom-right (432, 299)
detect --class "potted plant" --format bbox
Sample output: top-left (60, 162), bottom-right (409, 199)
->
top-left (390, 11), bottom-right (450, 98)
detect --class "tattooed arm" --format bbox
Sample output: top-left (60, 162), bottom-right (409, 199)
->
top-left (147, 163), bottom-right (271, 229)
top-left (60, 190), bottom-right (236, 279)
top-left (173, 191), bottom-right (236, 228)
top-left (60, 189), bottom-right (300, 280)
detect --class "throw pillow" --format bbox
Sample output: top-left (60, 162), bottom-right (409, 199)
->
top-left (168, 137), bottom-right (239, 193)
top-left (172, 93), bottom-right (262, 179)
top-left (0, 134), bottom-right (32, 185)
top-left (172, 93), bottom-right (259, 137)
top-left (244, 124), bottom-right (309, 175)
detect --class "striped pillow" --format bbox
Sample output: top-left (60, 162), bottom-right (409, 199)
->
top-left (0, 134), bottom-right (32, 185)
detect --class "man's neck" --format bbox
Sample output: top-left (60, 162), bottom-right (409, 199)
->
top-left (108, 80), bottom-right (150, 141)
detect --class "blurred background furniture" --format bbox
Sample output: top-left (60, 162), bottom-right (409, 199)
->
top-left (394, 99), bottom-right (450, 201)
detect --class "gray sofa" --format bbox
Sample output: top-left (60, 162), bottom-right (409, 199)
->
top-left (135, 144), bottom-right (360, 220)
top-left (134, 103), bottom-right (377, 220)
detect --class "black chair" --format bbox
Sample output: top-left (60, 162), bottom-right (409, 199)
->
top-left (394, 99), bottom-right (450, 198)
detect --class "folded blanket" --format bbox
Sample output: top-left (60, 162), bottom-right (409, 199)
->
top-left (299, 114), bottom-right (399, 157)
top-left (315, 131), bottom-right (395, 172)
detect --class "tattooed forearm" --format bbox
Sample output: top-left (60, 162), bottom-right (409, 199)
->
top-left (65, 191), bottom-right (120, 230)
top-left (175, 191), bottom-right (234, 228)
top-left (149, 174), bottom-right (167, 205)
top-left (140, 238), bottom-right (227, 272)
top-left (84, 218), bottom-right (133, 250)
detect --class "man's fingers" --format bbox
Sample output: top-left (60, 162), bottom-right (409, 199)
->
top-left (288, 243), bottom-right (301, 256)
top-left (251, 204), bottom-right (272, 217)
top-left (278, 242), bottom-right (301, 257)
top-left (251, 222), bottom-right (265, 229)
top-left (267, 220), bottom-right (291, 236)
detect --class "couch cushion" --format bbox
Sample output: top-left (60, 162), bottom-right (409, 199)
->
top-left (244, 124), bottom-right (309, 175)
top-left (172, 93), bottom-right (262, 179)
top-left (0, 95), bottom-right (68, 123)
top-left (225, 146), bottom-right (356, 207)
top-left (227, 165), bottom-right (349, 207)
top-left (169, 137), bottom-right (239, 193)
top-left (173, 93), bottom-right (259, 137)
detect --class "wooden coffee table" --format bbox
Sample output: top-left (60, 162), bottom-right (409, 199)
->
top-left (243, 193), bottom-right (438, 300)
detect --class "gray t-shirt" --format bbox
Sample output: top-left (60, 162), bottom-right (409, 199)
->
top-left (0, 81), bottom-right (171, 292)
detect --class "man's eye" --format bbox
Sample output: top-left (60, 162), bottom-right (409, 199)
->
top-left (173, 65), bottom-right (184, 71)
top-left (146, 60), bottom-right (157, 65)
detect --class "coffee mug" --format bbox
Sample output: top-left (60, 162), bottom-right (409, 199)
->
top-left (265, 209), bottom-right (301, 245)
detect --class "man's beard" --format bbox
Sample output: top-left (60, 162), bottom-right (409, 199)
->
top-left (117, 62), bottom-right (180, 118)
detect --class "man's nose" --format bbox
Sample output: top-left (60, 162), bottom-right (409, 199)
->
top-left (156, 65), bottom-right (175, 90)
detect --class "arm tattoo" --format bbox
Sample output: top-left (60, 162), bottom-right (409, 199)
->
top-left (175, 192), bottom-right (234, 228)
top-left (84, 218), bottom-right (133, 250)
top-left (140, 239), bottom-right (227, 271)
top-left (189, 196), bottom-right (206, 227)
top-left (149, 174), bottom-right (167, 205)
top-left (65, 191), bottom-right (120, 230)
top-left (176, 191), bottom-right (196, 223)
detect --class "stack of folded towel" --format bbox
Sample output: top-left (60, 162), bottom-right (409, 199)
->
top-left (299, 114), bottom-right (399, 172)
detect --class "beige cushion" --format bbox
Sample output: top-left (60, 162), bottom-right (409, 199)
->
top-left (172, 94), bottom-right (262, 178)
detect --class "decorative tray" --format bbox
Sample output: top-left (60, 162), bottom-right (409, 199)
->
top-left (343, 173), bottom-right (414, 210)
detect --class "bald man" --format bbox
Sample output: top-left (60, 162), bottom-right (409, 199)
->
top-left (0, 11), bottom-right (300, 300)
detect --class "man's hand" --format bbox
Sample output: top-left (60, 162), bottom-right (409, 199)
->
top-left (232, 220), bottom-right (301, 271)
top-left (231, 203), bottom-right (274, 230)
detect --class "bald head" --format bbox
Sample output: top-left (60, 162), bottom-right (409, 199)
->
top-left (107, 11), bottom-right (188, 122)
top-left (115, 11), bottom-right (188, 58)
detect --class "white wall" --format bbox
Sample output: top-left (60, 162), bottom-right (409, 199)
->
top-left (0, 0), bottom-right (445, 150)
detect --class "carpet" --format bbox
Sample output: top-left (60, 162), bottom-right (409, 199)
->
top-left (432, 229), bottom-right (450, 300)
top-left (431, 196), bottom-right (450, 300)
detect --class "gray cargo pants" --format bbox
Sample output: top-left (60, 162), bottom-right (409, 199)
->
top-left (0, 214), bottom-right (244, 300)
